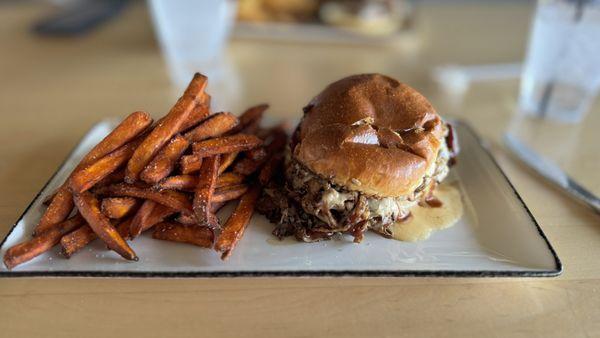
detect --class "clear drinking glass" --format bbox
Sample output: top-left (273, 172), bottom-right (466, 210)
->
top-left (148, 0), bottom-right (238, 107)
top-left (519, 0), bottom-right (600, 123)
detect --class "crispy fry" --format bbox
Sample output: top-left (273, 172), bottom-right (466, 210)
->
top-left (233, 125), bottom-right (286, 175)
top-left (244, 147), bottom-right (268, 161)
top-left (157, 172), bottom-right (245, 192)
top-left (259, 153), bottom-right (283, 185)
top-left (218, 151), bottom-right (239, 174)
top-left (35, 111), bottom-right (152, 235)
top-left (225, 127), bottom-right (286, 176)
top-left (184, 73), bottom-right (208, 98)
top-left (193, 155), bottom-right (220, 227)
top-left (232, 159), bottom-right (261, 176)
top-left (192, 134), bottom-right (262, 158)
top-left (74, 191), bottom-right (137, 260)
top-left (98, 183), bottom-right (192, 214)
top-left (176, 205), bottom-right (221, 225)
top-left (154, 74), bottom-right (209, 130)
top-left (179, 103), bottom-right (210, 132)
top-left (152, 222), bottom-right (214, 248)
top-left (125, 76), bottom-right (204, 182)
top-left (129, 200), bottom-right (156, 238)
top-left (60, 225), bottom-right (96, 258)
top-left (69, 140), bottom-right (140, 193)
top-left (213, 184), bottom-right (249, 203)
top-left (94, 169), bottom-right (126, 188)
top-left (3, 214), bottom-right (86, 269)
top-left (83, 111), bottom-right (153, 167)
top-left (175, 213), bottom-right (197, 225)
top-left (180, 155), bottom-right (203, 175)
top-left (231, 146), bottom-right (268, 176)
top-left (156, 175), bottom-right (197, 191)
top-left (128, 200), bottom-right (174, 238)
top-left (140, 135), bottom-right (189, 184)
top-left (42, 190), bottom-right (57, 206)
top-left (61, 218), bottom-right (132, 258)
top-left (101, 197), bottom-right (138, 219)
top-left (184, 112), bottom-right (239, 142)
top-left (217, 172), bottom-right (246, 188)
top-left (34, 188), bottom-right (75, 236)
top-left (137, 203), bottom-right (175, 233)
top-left (214, 185), bottom-right (261, 259)
top-left (230, 104), bottom-right (268, 134)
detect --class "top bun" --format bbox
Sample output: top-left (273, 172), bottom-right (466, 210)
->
top-left (293, 74), bottom-right (446, 197)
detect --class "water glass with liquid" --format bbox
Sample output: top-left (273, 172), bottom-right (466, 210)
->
top-left (519, 0), bottom-right (600, 123)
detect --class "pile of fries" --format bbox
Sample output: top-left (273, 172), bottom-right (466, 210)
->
top-left (3, 73), bottom-right (286, 269)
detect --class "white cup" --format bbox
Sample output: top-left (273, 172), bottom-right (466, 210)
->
top-left (148, 0), bottom-right (239, 108)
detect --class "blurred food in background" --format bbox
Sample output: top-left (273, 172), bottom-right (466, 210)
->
top-left (237, 0), bottom-right (412, 37)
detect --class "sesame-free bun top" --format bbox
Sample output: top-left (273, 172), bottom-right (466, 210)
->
top-left (293, 73), bottom-right (446, 197)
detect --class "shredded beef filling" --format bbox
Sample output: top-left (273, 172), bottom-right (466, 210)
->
top-left (257, 126), bottom-right (453, 242)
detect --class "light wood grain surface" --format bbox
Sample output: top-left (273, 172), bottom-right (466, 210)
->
top-left (1, 2), bottom-right (599, 337)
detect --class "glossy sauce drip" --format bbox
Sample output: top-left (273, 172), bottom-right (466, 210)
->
top-left (390, 183), bottom-right (463, 242)
top-left (419, 196), bottom-right (443, 208)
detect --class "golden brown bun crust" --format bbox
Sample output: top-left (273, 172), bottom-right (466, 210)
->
top-left (293, 74), bottom-right (446, 197)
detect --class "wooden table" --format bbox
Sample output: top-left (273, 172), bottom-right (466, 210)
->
top-left (1, 2), bottom-right (599, 337)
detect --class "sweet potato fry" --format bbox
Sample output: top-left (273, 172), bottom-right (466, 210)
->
top-left (126, 83), bottom-right (200, 182)
top-left (157, 173), bottom-right (244, 192)
top-left (154, 74), bottom-right (209, 130)
top-left (218, 151), bottom-right (239, 174)
top-left (180, 155), bottom-right (203, 175)
top-left (175, 213), bottom-right (197, 225)
top-left (61, 218), bottom-right (132, 258)
top-left (34, 188), bottom-right (75, 236)
top-left (69, 140), bottom-right (140, 193)
top-left (214, 185), bottom-right (261, 259)
top-left (60, 226), bottom-right (96, 258)
top-left (74, 191), bottom-right (137, 260)
top-left (3, 214), bottom-right (86, 269)
top-left (183, 73), bottom-right (208, 98)
top-left (176, 202), bottom-right (227, 225)
top-left (244, 147), bottom-right (268, 161)
top-left (82, 111), bottom-right (153, 167)
top-left (193, 155), bottom-right (220, 227)
top-left (217, 172), bottom-right (245, 188)
top-left (152, 222), bottom-right (214, 248)
top-left (259, 153), bottom-right (283, 185)
top-left (232, 148), bottom-right (268, 176)
top-left (183, 112), bottom-right (239, 142)
top-left (179, 103), bottom-right (210, 131)
top-left (213, 184), bottom-right (249, 203)
top-left (140, 135), bottom-right (189, 184)
top-left (230, 127), bottom-right (287, 176)
top-left (230, 104), bottom-right (268, 134)
top-left (42, 190), bottom-right (57, 206)
top-left (156, 175), bottom-right (197, 191)
top-left (35, 111), bottom-right (152, 235)
top-left (94, 169), bottom-right (126, 188)
top-left (98, 183), bottom-right (192, 215)
top-left (137, 203), bottom-right (176, 234)
top-left (192, 134), bottom-right (262, 158)
top-left (129, 200), bottom-right (175, 238)
top-left (129, 200), bottom-right (157, 238)
top-left (101, 197), bottom-right (138, 219)
top-left (176, 207), bottom-right (220, 225)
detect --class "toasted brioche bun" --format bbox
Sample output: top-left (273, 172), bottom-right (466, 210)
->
top-left (292, 73), bottom-right (446, 197)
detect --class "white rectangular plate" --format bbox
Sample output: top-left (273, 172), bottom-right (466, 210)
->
top-left (0, 120), bottom-right (561, 277)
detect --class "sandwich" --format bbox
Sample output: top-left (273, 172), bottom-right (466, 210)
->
top-left (258, 73), bottom-right (458, 242)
